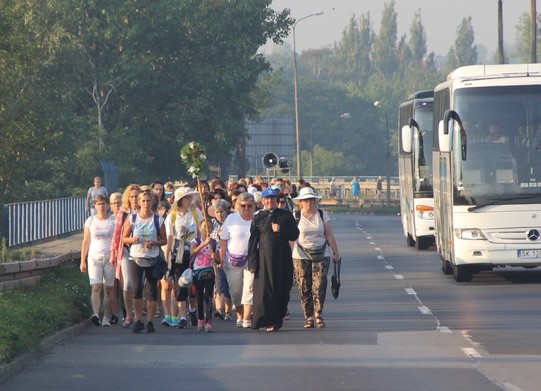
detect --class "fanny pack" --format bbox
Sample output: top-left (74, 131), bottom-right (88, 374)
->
top-left (298, 242), bottom-right (327, 262)
top-left (194, 267), bottom-right (215, 281)
top-left (228, 253), bottom-right (248, 268)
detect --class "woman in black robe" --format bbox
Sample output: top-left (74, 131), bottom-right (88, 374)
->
top-left (248, 188), bottom-right (299, 331)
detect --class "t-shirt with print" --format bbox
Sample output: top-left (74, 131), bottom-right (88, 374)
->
top-left (191, 237), bottom-right (215, 271)
top-left (85, 215), bottom-right (115, 258)
top-left (129, 215), bottom-right (163, 259)
top-left (164, 208), bottom-right (203, 243)
top-left (220, 212), bottom-right (252, 268)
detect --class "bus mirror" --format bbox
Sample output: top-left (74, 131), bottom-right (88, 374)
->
top-left (438, 120), bottom-right (451, 152)
top-left (401, 125), bottom-right (412, 153)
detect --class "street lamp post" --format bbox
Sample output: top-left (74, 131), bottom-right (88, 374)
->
top-left (374, 101), bottom-right (391, 203)
top-left (293, 11), bottom-right (323, 180)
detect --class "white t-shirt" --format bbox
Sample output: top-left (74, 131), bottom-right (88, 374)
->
top-left (85, 215), bottom-right (115, 258)
top-left (220, 212), bottom-right (252, 267)
top-left (292, 209), bottom-right (331, 259)
top-left (129, 214), bottom-right (164, 259)
top-left (164, 208), bottom-right (203, 243)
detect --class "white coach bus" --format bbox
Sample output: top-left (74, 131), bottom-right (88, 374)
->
top-left (433, 64), bottom-right (541, 282)
top-left (398, 90), bottom-right (435, 250)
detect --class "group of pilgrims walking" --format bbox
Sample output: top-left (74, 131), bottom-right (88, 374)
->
top-left (80, 176), bottom-right (341, 333)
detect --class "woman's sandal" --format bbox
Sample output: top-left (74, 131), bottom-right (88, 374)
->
top-left (303, 319), bottom-right (314, 329)
top-left (316, 317), bottom-right (326, 329)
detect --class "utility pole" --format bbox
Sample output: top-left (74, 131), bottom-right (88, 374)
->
top-left (498, 0), bottom-right (504, 64)
top-left (531, 0), bottom-right (537, 63)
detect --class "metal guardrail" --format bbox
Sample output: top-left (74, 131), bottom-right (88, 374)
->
top-left (3, 197), bottom-right (86, 247)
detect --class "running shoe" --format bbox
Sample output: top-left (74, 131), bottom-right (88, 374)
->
top-left (133, 320), bottom-right (144, 333)
top-left (161, 315), bottom-right (172, 327)
top-left (189, 311), bottom-right (197, 327)
top-left (178, 318), bottom-right (188, 329)
top-left (146, 321), bottom-right (155, 333)
top-left (171, 317), bottom-right (179, 327)
top-left (198, 319), bottom-right (204, 331)
top-left (110, 315), bottom-right (119, 325)
top-left (205, 321), bottom-right (213, 333)
top-left (122, 316), bottom-right (133, 328)
top-left (91, 314), bottom-right (101, 326)
top-left (101, 316), bottom-right (111, 327)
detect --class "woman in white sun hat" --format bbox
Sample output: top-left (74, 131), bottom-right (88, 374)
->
top-left (291, 187), bottom-right (340, 329)
top-left (163, 187), bottom-right (203, 329)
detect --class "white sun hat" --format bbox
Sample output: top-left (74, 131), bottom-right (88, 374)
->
top-left (292, 187), bottom-right (323, 204)
top-left (174, 187), bottom-right (200, 204)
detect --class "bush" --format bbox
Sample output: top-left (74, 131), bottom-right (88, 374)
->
top-left (0, 264), bottom-right (90, 364)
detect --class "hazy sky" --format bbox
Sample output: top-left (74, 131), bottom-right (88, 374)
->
top-left (267, 0), bottom-right (531, 57)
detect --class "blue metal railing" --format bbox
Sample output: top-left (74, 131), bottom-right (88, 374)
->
top-left (3, 197), bottom-right (87, 247)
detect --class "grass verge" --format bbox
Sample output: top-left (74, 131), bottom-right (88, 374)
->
top-left (0, 263), bottom-right (90, 364)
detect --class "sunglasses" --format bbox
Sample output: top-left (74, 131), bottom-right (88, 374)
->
top-left (278, 200), bottom-right (286, 204)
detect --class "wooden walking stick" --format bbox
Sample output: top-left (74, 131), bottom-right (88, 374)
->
top-left (180, 142), bottom-right (220, 291)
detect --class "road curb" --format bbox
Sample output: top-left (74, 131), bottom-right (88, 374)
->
top-left (0, 320), bottom-right (89, 385)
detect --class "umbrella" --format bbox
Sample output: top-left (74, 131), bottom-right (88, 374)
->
top-left (331, 260), bottom-right (341, 299)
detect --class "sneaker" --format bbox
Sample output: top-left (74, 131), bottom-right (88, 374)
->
top-left (161, 315), bottom-right (172, 327)
top-left (242, 320), bottom-right (252, 329)
top-left (189, 311), bottom-right (197, 327)
top-left (146, 321), bottom-right (155, 333)
top-left (101, 316), bottom-right (111, 327)
top-left (171, 317), bottom-right (179, 327)
top-left (91, 314), bottom-right (101, 326)
top-left (205, 321), bottom-right (213, 333)
top-left (198, 319), bottom-right (204, 331)
top-left (236, 319), bottom-right (243, 328)
top-left (133, 320), bottom-right (144, 333)
top-left (178, 318), bottom-right (188, 329)
top-left (122, 316), bottom-right (133, 328)
top-left (110, 315), bottom-right (119, 325)
top-left (214, 311), bottom-right (224, 320)
top-left (224, 312), bottom-right (232, 321)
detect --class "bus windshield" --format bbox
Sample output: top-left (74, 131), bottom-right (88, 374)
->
top-left (414, 107), bottom-right (433, 192)
top-left (454, 85), bottom-right (541, 206)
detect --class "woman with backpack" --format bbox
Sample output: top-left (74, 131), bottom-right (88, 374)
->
top-left (291, 187), bottom-right (341, 329)
top-left (121, 191), bottom-right (167, 333)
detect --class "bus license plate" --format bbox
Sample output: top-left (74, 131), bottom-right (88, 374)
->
top-left (517, 249), bottom-right (541, 259)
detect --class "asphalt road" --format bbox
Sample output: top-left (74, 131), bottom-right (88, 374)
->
top-left (3, 214), bottom-right (541, 391)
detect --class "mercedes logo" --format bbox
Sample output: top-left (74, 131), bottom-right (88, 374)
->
top-left (527, 229), bottom-right (541, 241)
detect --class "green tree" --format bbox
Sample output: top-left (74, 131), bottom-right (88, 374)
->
top-left (514, 12), bottom-right (541, 62)
top-left (372, 1), bottom-right (398, 78)
top-left (409, 10), bottom-right (427, 64)
top-left (445, 16), bottom-right (477, 71)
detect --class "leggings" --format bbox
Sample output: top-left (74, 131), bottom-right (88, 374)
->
top-left (194, 275), bottom-right (215, 321)
top-left (132, 262), bottom-right (159, 301)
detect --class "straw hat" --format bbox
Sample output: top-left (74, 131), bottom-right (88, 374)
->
top-left (292, 187), bottom-right (322, 204)
top-left (174, 187), bottom-right (199, 204)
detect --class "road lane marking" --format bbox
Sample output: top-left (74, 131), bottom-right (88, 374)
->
top-left (385, 265), bottom-right (394, 270)
top-left (437, 326), bottom-right (453, 333)
top-left (366, 236), bottom-right (372, 239)
top-left (462, 347), bottom-right (482, 358)
top-left (374, 247), bottom-right (381, 251)
top-left (418, 306), bottom-right (432, 315)
top-left (393, 274), bottom-right (404, 280)
top-left (405, 288), bottom-right (416, 295)
top-left (377, 255), bottom-right (384, 260)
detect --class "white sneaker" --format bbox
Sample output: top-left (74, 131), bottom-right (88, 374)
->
top-left (236, 319), bottom-right (243, 328)
top-left (101, 316), bottom-right (111, 327)
top-left (242, 320), bottom-right (252, 329)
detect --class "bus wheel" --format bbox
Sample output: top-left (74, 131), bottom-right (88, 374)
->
top-left (453, 264), bottom-right (473, 282)
top-left (406, 234), bottom-right (415, 247)
top-left (416, 236), bottom-right (431, 250)
top-left (441, 258), bottom-right (453, 275)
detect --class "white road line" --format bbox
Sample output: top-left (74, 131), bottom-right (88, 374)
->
top-left (462, 348), bottom-right (482, 358)
top-left (374, 247), bottom-right (381, 251)
top-left (437, 326), bottom-right (453, 333)
top-left (501, 382), bottom-right (525, 391)
top-left (377, 255), bottom-right (384, 260)
top-left (369, 241), bottom-right (375, 245)
top-left (393, 274), bottom-right (404, 280)
top-left (405, 287), bottom-right (416, 295)
top-left (418, 306), bottom-right (432, 315)
top-left (385, 265), bottom-right (394, 270)
top-left (366, 236), bottom-right (372, 239)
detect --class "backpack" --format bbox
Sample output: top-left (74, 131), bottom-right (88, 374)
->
top-left (171, 207), bottom-right (201, 227)
top-left (131, 213), bottom-right (161, 239)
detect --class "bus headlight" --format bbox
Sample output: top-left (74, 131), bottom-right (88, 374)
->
top-left (454, 229), bottom-right (486, 240)
top-left (416, 205), bottom-right (434, 220)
